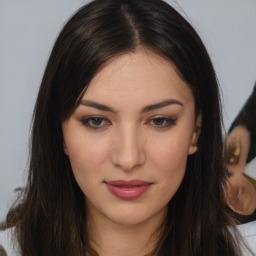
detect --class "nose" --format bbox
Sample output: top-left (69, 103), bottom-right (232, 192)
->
top-left (111, 125), bottom-right (146, 171)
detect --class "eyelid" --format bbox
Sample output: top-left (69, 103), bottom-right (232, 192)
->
top-left (79, 114), bottom-right (176, 130)
top-left (146, 115), bottom-right (177, 128)
top-left (79, 115), bottom-right (112, 130)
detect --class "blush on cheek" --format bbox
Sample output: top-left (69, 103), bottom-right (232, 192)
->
top-left (156, 143), bottom-right (189, 164)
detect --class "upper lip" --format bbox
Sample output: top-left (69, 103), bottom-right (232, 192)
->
top-left (105, 180), bottom-right (153, 187)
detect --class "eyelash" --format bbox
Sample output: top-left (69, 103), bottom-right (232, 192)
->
top-left (80, 115), bottom-right (177, 130)
top-left (80, 116), bottom-right (111, 129)
top-left (147, 116), bottom-right (177, 128)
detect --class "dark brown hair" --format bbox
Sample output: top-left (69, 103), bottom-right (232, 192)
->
top-left (4, 0), bottom-right (243, 255)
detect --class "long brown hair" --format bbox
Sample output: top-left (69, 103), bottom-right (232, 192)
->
top-left (4, 0), bottom-right (243, 255)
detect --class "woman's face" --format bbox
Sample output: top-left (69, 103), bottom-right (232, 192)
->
top-left (62, 48), bottom-right (201, 226)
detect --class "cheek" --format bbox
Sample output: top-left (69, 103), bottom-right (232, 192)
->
top-left (65, 136), bottom-right (110, 177)
top-left (65, 138), bottom-right (111, 198)
top-left (149, 132), bottom-right (192, 193)
top-left (150, 135), bottom-right (191, 170)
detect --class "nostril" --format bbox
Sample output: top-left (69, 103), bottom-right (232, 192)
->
top-left (112, 147), bottom-right (145, 171)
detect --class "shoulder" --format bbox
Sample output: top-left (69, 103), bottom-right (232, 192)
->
top-left (236, 220), bottom-right (256, 255)
top-left (0, 228), bottom-right (20, 256)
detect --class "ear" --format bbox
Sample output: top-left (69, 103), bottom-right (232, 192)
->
top-left (188, 113), bottom-right (202, 155)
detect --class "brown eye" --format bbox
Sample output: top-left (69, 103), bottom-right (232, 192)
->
top-left (148, 116), bottom-right (177, 128)
top-left (153, 117), bottom-right (166, 126)
top-left (91, 117), bottom-right (104, 126)
top-left (80, 116), bottom-right (111, 129)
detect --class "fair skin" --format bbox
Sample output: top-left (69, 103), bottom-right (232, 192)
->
top-left (62, 48), bottom-right (201, 256)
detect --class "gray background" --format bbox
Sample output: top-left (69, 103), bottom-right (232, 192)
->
top-left (1, 0), bottom-right (256, 221)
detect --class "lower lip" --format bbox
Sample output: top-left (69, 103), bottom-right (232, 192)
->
top-left (105, 183), bottom-right (152, 200)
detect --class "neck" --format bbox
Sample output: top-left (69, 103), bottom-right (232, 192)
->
top-left (86, 205), bottom-right (167, 256)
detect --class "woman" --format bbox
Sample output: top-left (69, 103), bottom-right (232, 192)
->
top-left (1, 0), bottom-right (255, 255)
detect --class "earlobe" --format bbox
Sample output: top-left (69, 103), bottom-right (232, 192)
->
top-left (188, 144), bottom-right (198, 155)
top-left (188, 114), bottom-right (202, 155)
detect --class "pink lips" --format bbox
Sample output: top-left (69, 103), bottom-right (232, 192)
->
top-left (105, 180), bottom-right (152, 200)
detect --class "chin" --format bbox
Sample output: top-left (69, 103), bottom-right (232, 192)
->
top-left (103, 204), bottom-right (168, 227)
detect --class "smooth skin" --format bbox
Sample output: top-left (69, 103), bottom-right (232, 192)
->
top-left (62, 48), bottom-right (201, 256)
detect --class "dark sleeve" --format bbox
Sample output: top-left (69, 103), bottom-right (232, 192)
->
top-left (0, 244), bottom-right (8, 256)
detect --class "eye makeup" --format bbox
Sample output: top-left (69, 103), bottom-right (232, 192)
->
top-left (80, 116), bottom-right (111, 130)
top-left (146, 115), bottom-right (177, 129)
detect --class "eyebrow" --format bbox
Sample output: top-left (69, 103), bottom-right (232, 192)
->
top-left (141, 99), bottom-right (184, 113)
top-left (80, 100), bottom-right (118, 113)
top-left (80, 99), bottom-right (184, 113)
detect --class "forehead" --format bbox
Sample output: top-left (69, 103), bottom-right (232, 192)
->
top-left (83, 48), bottom-right (194, 106)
